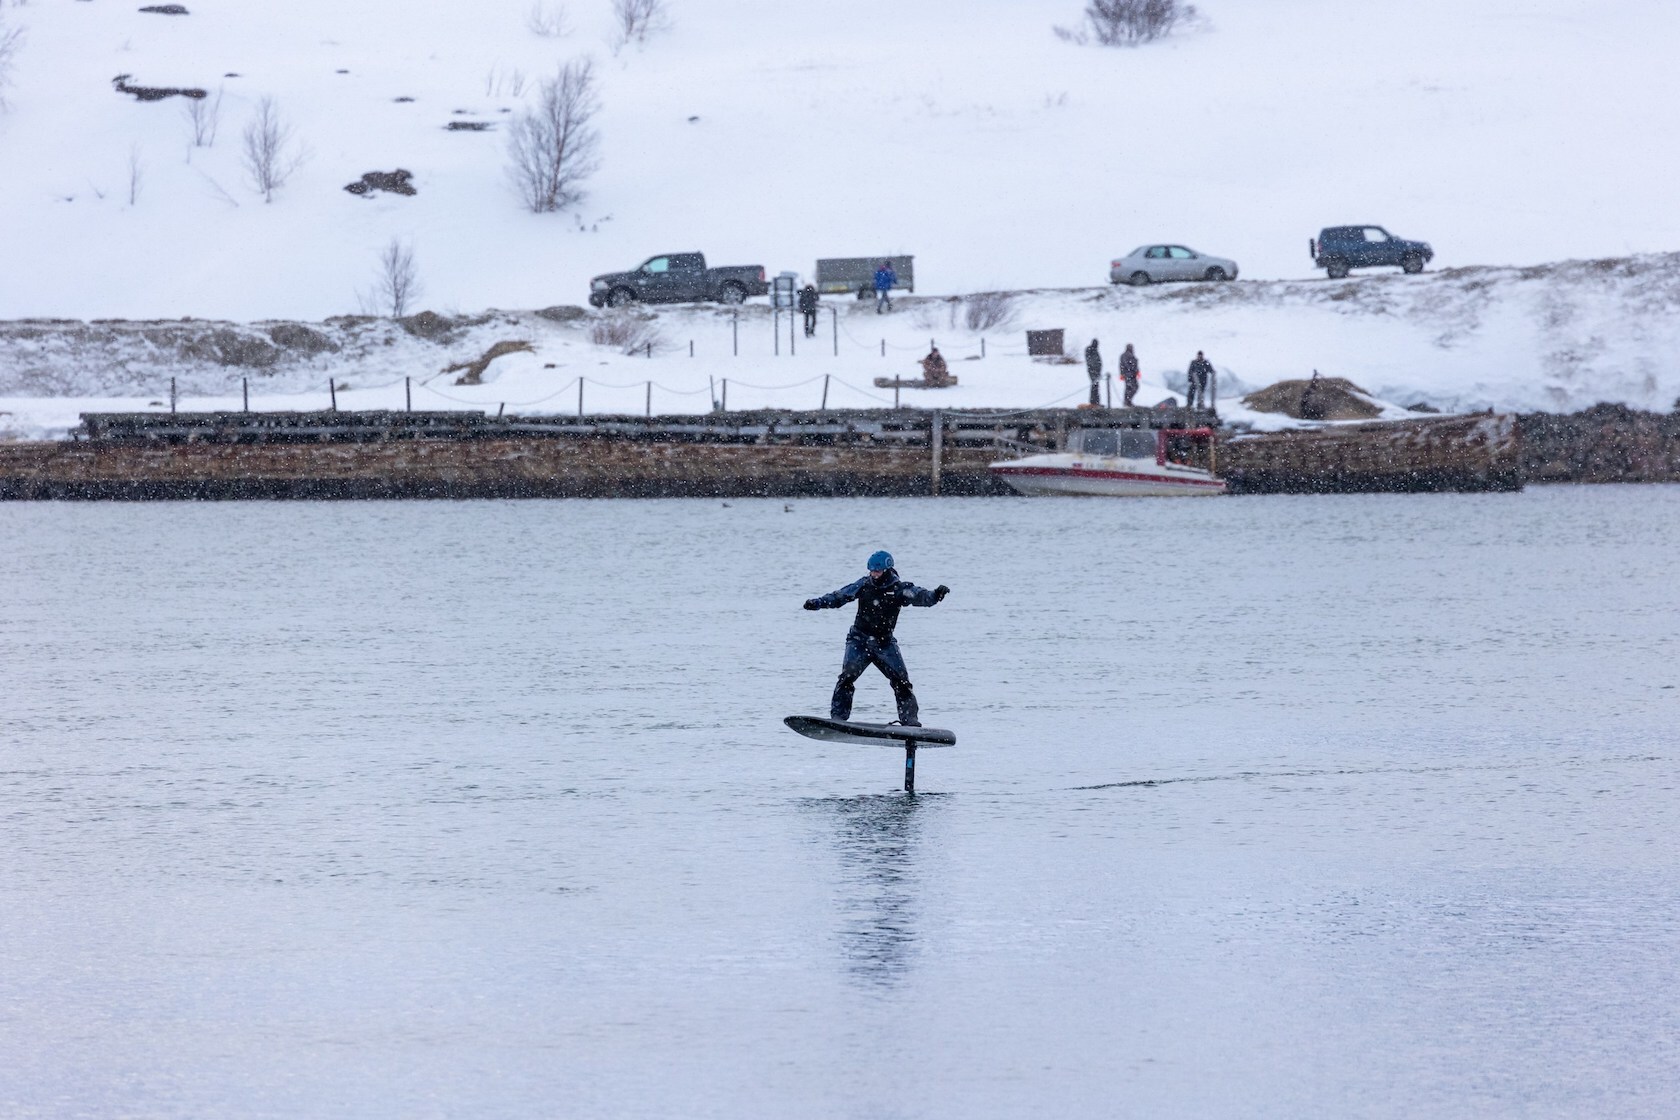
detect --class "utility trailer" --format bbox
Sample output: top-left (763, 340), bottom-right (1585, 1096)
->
top-left (814, 255), bottom-right (915, 298)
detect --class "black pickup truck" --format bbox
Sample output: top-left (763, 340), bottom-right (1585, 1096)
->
top-left (588, 252), bottom-right (769, 308)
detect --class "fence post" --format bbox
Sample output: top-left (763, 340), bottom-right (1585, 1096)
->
top-left (880, 339), bottom-right (885, 358)
top-left (894, 383), bottom-right (900, 409)
top-left (646, 380), bottom-right (652, 417)
top-left (831, 306), bottom-right (838, 356)
top-left (1106, 374), bottom-right (1112, 408)
top-left (689, 340), bottom-right (694, 358)
top-left (789, 305), bottom-right (796, 356)
top-left (774, 310), bottom-right (780, 356)
top-left (329, 380), bottom-right (337, 412)
top-left (732, 311), bottom-right (738, 357)
top-left (821, 373), bottom-right (830, 411)
top-left (709, 375), bottom-right (716, 412)
top-left (170, 377), bottom-right (177, 414)
top-left (405, 377), bottom-right (411, 412)
top-left (722, 378), bottom-right (728, 411)
top-left (242, 377), bottom-right (249, 412)
top-left (577, 378), bottom-right (584, 417)
top-left (981, 337), bottom-right (986, 359)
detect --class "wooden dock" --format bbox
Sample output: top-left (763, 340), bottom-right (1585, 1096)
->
top-left (0, 406), bottom-right (1527, 499)
top-left (3, 406), bottom-right (1215, 500)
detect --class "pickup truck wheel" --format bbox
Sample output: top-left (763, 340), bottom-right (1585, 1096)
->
top-left (1204, 267), bottom-right (1228, 282)
top-left (1401, 253), bottom-right (1424, 274)
top-left (1129, 271), bottom-right (1152, 287)
top-left (1325, 260), bottom-right (1350, 280)
top-left (718, 282), bottom-right (747, 305)
top-left (607, 287), bottom-right (636, 308)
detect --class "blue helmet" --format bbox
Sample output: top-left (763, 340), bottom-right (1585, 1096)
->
top-left (867, 550), bottom-right (894, 572)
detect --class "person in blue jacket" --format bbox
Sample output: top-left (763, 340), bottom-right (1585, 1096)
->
top-left (804, 550), bottom-right (949, 725)
top-left (873, 261), bottom-right (897, 314)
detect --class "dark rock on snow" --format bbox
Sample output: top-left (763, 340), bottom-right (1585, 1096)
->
top-left (112, 73), bottom-right (206, 101)
top-left (344, 169), bottom-right (416, 197)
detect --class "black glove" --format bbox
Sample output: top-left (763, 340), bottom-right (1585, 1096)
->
top-left (934, 585), bottom-right (950, 602)
top-left (803, 599), bottom-right (820, 611)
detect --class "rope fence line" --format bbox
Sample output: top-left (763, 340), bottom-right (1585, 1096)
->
top-left (155, 366), bottom-right (1069, 415)
top-left (154, 313), bottom-right (1126, 415)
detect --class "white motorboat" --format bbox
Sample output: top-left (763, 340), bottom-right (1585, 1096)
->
top-left (990, 427), bottom-right (1226, 497)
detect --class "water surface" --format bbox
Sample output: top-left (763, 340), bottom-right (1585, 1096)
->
top-left (3, 488), bottom-right (1677, 1117)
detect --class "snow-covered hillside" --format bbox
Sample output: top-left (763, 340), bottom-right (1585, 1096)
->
top-left (1, 0), bottom-right (1677, 428)
top-left (2, 0), bottom-right (1678, 320)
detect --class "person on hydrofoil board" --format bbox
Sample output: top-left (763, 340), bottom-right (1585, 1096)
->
top-left (803, 550), bottom-right (949, 726)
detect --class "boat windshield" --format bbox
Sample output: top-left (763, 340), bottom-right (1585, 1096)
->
top-left (1072, 429), bottom-right (1157, 458)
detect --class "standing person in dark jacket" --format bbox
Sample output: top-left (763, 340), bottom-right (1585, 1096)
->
top-left (1186, 351), bottom-right (1215, 409)
top-left (798, 283), bottom-right (820, 338)
top-left (1120, 343), bottom-right (1140, 407)
top-left (804, 550), bottom-right (949, 726)
top-left (873, 261), bottom-right (897, 314)
top-left (1084, 339), bottom-right (1103, 406)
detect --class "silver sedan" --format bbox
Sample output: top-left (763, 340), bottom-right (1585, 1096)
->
top-left (1109, 244), bottom-right (1239, 286)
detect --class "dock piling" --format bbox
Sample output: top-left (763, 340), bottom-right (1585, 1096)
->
top-left (931, 409), bottom-right (943, 495)
top-left (903, 741), bottom-right (916, 793)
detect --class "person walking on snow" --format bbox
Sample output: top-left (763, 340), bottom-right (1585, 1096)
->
top-left (1120, 343), bottom-right (1140, 407)
top-left (874, 261), bottom-right (897, 314)
top-left (1186, 350), bottom-right (1215, 409)
top-left (798, 283), bottom-right (820, 338)
top-left (1085, 339), bottom-right (1103, 406)
top-left (804, 550), bottom-right (949, 726)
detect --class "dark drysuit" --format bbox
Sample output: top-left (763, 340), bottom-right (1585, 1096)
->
top-left (805, 569), bottom-right (943, 723)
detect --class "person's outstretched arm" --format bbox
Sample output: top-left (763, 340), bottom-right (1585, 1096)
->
top-left (898, 582), bottom-right (950, 608)
top-left (804, 577), bottom-right (869, 611)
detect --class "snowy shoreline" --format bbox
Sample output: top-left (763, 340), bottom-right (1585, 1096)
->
top-left (4, 255), bottom-right (1679, 442)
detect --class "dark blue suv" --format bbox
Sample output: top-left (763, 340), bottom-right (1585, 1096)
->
top-left (1310, 225), bottom-right (1433, 279)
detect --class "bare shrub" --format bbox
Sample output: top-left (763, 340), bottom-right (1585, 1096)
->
top-left (526, 1), bottom-right (570, 37)
top-left (610, 0), bottom-right (669, 52)
top-left (0, 14), bottom-right (24, 110)
top-left (368, 238), bottom-right (423, 317)
top-left (183, 87), bottom-right (221, 147)
top-left (963, 291), bottom-right (1018, 331)
top-left (126, 143), bottom-right (144, 205)
top-left (241, 96), bottom-right (304, 202)
top-left (507, 58), bottom-right (601, 213)
top-left (590, 313), bottom-right (660, 354)
top-left (1059, 0), bottom-right (1197, 47)
top-left (485, 65), bottom-right (527, 98)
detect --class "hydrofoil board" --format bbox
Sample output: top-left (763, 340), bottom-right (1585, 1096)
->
top-left (784, 715), bottom-right (956, 747)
